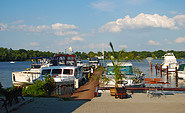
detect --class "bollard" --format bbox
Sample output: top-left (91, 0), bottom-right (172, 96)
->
top-left (155, 63), bottom-right (158, 77)
top-left (160, 64), bottom-right (162, 78)
top-left (167, 65), bottom-right (168, 82)
top-left (175, 66), bottom-right (178, 88)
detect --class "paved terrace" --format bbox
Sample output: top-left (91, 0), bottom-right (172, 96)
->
top-left (4, 90), bottom-right (185, 113)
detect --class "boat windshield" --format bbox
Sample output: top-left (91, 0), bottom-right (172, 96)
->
top-left (63, 69), bottom-right (73, 75)
top-left (52, 69), bottom-right (62, 75)
top-left (42, 69), bottom-right (51, 75)
top-left (107, 66), bottom-right (133, 75)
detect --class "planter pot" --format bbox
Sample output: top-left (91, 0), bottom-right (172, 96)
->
top-left (110, 88), bottom-right (116, 96)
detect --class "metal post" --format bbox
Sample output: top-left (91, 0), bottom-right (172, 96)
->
top-left (167, 65), bottom-right (169, 82)
top-left (175, 66), bottom-right (178, 88)
top-left (160, 64), bottom-right (162, 78)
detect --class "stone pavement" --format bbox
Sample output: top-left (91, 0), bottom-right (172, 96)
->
top-left (10, 97), bottom-right (87, 113)
top-left (0, 97), bottom-right (33, 113)
top-left (9, 91), bottom-right (185, 113)
top-left (73, 90), bottom-right (185, 113)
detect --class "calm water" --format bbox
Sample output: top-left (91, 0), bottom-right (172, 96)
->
top-left (0, 59), bottom-right (185, 88)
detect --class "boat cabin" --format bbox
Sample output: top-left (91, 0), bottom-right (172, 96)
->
top-left (106, 62), bottom-right (134, 75)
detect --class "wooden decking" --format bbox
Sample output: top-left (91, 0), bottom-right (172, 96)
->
top-left (70, 70), bottom-right (102, 100)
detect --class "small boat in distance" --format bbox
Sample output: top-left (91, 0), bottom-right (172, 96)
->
top-left (10, 61), bottom-right (15, 64)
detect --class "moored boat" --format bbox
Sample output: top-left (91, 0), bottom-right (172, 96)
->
top-left (10, 61), bottom-right (15, 64)
top-left (178, 64), bottom-right (185, 79)
top-left (103, 61), bottom-right (136, 86)
top-left (12, 57), bottom-right (51, 86)
top-left (38, 54), bottom-right (85, 88)
top-left (162, 53), bottom-right (179, 72)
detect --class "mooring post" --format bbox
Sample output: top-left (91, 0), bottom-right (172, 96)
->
top-left (160, 64), bottom-right (162, 78)
top-left (63, 86), bottom-right (66, 96)
top-left (150, 62), bottom-right (152, 72)
top-left (167, 65), bottom-right (169, 82)
top-left (155, 63), bottom-right (158, 77)
top-left (175, 66), bottom-right (178, 88)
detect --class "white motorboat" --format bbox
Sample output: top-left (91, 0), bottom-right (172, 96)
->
top-left (12, 57), bottom-right (51, 86)
top-left (76, 59), bottom-right (83, 67)
top-left (178, 64), bottom-right (185, 79)
top-left (162, 53), bottom-right (179, 72)
top-left (10, 61), bottom-right (15, 64)
top-left (88, 57), bottom-right (99, 69)
top-left (104, 62), bottom-right (136, 86)
top-left (38, 54), bottom-right (85, 88)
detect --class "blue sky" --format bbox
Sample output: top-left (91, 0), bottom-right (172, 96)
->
top-left (0, 0), bottom-right (185, 53)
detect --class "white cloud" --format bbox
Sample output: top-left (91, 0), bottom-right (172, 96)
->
top-left (58, 36), bottom-right (84, 46)
top-left (30, 42), bottom-right (40, 46)
top-left (10, 24), bottom-right (50, 32)
top-left (34, 25), bottom-right (50, 32)
top-left (6, 22), bottom-right (79, 36)
top-left (72, 36), bottom-right (84, 41)
top-left (91, 1), bottom-right (115, 12)
top-left (54, 31), bottom-right (78, 36)
top-left (0, 23), bottom-right (8, 31)
top-left (173, 15), bottom-right (185, 28)
top-left (147, 40), bottom-right (161, 46)
top-left (99, 13), bottom-right (178, 32)
top-left (164, 39), bottom-right (172, 44)
top-left (11, 25), bottom-right (27, 30)
top-left (52, 23), bottom-right (78, 30)
top-left (119, 45), bottom-right (128, 48)
top-left (175, 37), bottom-right (185, 43)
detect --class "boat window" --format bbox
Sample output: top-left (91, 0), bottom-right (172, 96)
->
top-left (63, 69), bottom-right (73, 75)
top-left (42, 69), bottom-right (51, 75)
top-left (59, 56), bottom-right (66, 61)
top-left (31, 64), bottom-right (41, 69)
top-left (52, 69), bottom-right (62, 74)
top-left (68, 56), bottom-right (74, 61)
top-left (66, 61), bottom-right (74, 66)
top-left (50, 60), bottom-right (58, 66)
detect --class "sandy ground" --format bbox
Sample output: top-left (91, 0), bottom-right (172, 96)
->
top-left (8, 91), bottom-right (185, 113)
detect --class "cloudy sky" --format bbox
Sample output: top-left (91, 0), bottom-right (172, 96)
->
top-left (0, 0), bottom-right (185, 53)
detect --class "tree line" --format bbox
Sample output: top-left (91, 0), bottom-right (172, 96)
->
top-left (0, 47), bottom-right (185, 61)
top-left (75, 50), bottom-right (185, 60)
top-left (0, 47), bottom-right (54, 61)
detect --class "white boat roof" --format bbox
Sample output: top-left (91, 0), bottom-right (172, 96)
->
top-left (106, 62), bottom-right (132, 66)
top-left (163, 53), bottom-right (177, 62)
top-left (41, 66), bottom-right (77, 70)
top-left (163, 53), bottom-right (176, 59)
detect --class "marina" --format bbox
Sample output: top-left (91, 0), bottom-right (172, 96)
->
top-left (1, 0), bottom-right (185, 112)
top-left (1, 57), bottom-right (185, 113)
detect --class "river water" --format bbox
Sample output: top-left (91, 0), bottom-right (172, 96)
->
top-left (0, 59), bottom-right (185, 88)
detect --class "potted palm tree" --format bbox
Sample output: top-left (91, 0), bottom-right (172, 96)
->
top-left (108, 42), bottom-right (125, 95)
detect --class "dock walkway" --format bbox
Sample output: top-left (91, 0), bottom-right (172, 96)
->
top-left (70, 70), bottom-right (102, 100)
